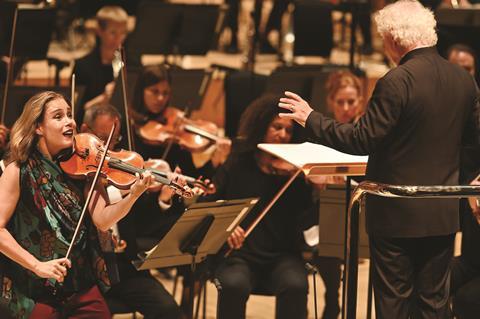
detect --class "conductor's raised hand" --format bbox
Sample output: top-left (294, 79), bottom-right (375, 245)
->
top-left (278, 91), bottom-right (314, 127)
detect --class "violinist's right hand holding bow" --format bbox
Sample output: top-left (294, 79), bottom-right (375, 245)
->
top-left (227, 226), bottom-right (245, 250)
top-left (33, 257), bottom-right (72, 283)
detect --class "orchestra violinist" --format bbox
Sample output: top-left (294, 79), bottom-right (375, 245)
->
top-left (204, 94), bottom-right (314, 319)
top-left (0, 91), bottom-right (154, 319)
top-left (130, 64), bottom-right (231, 178)
top-left (79, 103), bottom-right (184, 319)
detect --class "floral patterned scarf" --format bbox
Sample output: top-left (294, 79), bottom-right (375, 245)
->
top-left (1, 150), bottom-right (113, 319)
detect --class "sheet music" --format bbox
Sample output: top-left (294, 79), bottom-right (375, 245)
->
top-left (258, 142), bottom-right (368, 168)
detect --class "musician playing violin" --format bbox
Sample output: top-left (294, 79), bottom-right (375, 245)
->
top-left (130, 64), bottom-right (231, 178)
top-left (80, 103), bottom-right (182, 319)
top-left (205, 94), bottom-right (313, 319)
top-left (72, 5), bottom-right (128, 123)
top-left (0, 92), bottom-right (154, 319)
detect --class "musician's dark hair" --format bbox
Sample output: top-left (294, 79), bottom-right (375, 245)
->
top-left (131, 64), bottom-right (171, 116)
top-left (236, 93), bottom-right (302, 153)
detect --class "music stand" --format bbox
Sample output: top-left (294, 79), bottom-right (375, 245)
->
top-left (126, 1), bottom-right (226, 65)
top-left (257, 142), bottom-right (367, 319)
top-left (133, 198), bottom-right (258, 318)
top-left (0, 85), bottom-right (85, 128)
top-left (0, 5), bottom-right (56, 60)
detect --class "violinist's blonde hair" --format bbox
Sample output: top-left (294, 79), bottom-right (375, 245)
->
top-left (96, 6), bottom-right (128, 30)
top-left (326, 71), bottom-right (364, 114)
top-left (8, 91), bottom-right (65, 163)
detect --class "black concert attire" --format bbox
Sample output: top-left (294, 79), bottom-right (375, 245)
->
top-left (72, 43), bottom-right (114, 123)
top-left (304, 47), bottom-right (479, 318)
top-left (450, 106), bottom-right (480, 319)
top-left (451, 202), bottom-right (480, 319)
top-left (104, 117), bottom-right (217, 318)
top-left (207, 149), bottom-right (312, 319)
top-left (105, 191), bottom-right (183, 319)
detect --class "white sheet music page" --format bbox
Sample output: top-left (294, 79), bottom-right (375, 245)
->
top-left (257, 142), bottom-right (368, 174)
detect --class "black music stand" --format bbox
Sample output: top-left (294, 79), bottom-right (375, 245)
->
top-left (0, 85), bottom-right (85, 128)
top-left (0, 4), bottom-right (56, 86)
top-left (293, 0), bottom-right (334, 59)
top-left (133, 198), bottom-right (258, 319)
top-left (126, 1), bottom-right (226, 65)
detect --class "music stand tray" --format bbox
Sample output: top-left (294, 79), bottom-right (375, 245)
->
top-left (132, 198), bottom-right (258, 270)
top-left (257, 142), bottom-right (367, 177)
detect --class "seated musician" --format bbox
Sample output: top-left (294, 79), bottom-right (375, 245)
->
top-left (304, 70), bottom-right (365, 319)
top-left (206, 94), bottom-right (313, 319)
top-left (0, 91), bottom-right (153, 319)
top-left (449, 41), bottom-right (480, 316)
top-left (72, 5), bottom-right (128, 123)
top-left (80, 103), bottom-right (183, 319)
top-left (130, 64), bottom-right (230, 178)
top-left (451, 191), bottom-right (480, 319)
top-left (447, 44), bottom-right (478, 83)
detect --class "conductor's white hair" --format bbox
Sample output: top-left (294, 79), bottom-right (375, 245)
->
top-left (375, 0), bottom-right (437, 49)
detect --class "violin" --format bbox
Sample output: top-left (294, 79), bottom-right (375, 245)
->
top-left (136, 106), bottom-right (227, 153)
top-left (59, 133), bottom-right (195, 198)
top-left (144, 158), bottom-right (216, 195)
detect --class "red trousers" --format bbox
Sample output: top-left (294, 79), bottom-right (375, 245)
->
top-left (29, 285), bottom-right (111, 319)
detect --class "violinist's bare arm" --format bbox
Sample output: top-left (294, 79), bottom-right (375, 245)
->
top-left (89, 171), bottom-right (153, 231)
top-left (0, 163), bottom-right (71, 282)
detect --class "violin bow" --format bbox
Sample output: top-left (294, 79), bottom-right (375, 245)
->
top-left (160, 106), bottom-right (188, 161)
top-left (225, 167), bottom-right (303, 256)
top-left (71, 73), bottom-right (75, 120)
top-left (119, 46), bottom-right (135, 151)
top-left (1, 7), bottom-right (18, 124)
top-left (161, 70), bottom-right (212, 160)
top-left (65, 123), bottom-right (116, 260)
top-left (47, 123), bottom-right (116, 295)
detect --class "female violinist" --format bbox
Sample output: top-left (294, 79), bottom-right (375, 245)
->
top-left (0, 91), bottom-right (154, 319)
top-left (130, 64), bottom-right (230, 178)
top-left (205, 94), bottom-right (313, 319)
top-left (80, 103), bottom-right (184, 319)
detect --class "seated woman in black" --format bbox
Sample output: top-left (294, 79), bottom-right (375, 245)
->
top-left (207, 94), bottom-right (313, 319)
